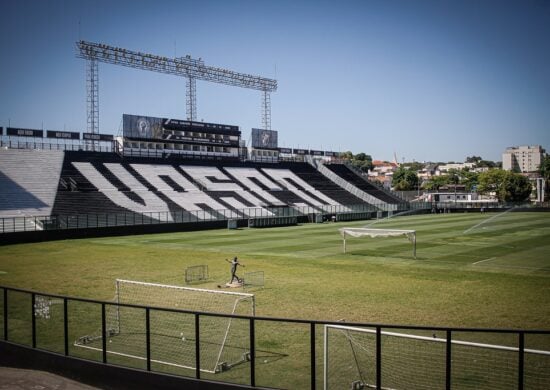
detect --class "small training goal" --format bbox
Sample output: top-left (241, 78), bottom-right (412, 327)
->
top-left (74, 279), bottom-right (255, 373)
top-left (339, 228), bottom-right (416, 258)
top-left (185, 264), bottom-right (209, 284)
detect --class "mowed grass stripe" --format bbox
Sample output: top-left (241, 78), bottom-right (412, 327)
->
top-left (1, 212), bottom-right (549, 331)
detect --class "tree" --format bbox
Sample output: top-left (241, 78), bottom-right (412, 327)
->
top-left (340, 151), bottom-right (373, 172)
top-left (465, 156), bottom-right (482, 164)
top-left (537, 154), bottom-right (550, 201)
top-left (339, 151), bottom-right (353, 161)
top-left (478, 169), bottom-right (531, 202)
top-left (501, 173), bottom-right (532, 202)
top-left (422, 175), bottom-right (449, 191)
top-left (352, 153), bottom-right (373, 172)
top-left (460, 170), bottom-right (479, 191)
top-left (477, 160), bottom-right (497, 168)
top-left (392, 167), bottom-right (419, 191)
top-left (538, 154), bottom-right (550, 182)
top-left (464, 155), bottom-right (497, 168)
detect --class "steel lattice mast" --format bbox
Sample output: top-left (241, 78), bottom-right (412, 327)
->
top-left (76, 40), bottom-right (277, 130)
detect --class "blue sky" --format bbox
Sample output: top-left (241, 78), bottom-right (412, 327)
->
top-left (1, 0), bottom-right (549, 162)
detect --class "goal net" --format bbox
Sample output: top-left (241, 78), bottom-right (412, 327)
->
top-left (185, 264), bottom-right (209, 284)
top-left (243, 271), bottom-right (265, 290)
top-left (75, 279), bottom-right (255, 373)
top-left (324, 325), bottom-right (550, 390)
top-left (339, 228), bottom-right (416, 258)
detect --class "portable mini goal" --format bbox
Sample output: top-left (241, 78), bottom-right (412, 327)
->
top-left (243, 271), bottom-right (264, 290)
top-left (185, 264), bottom-right (209, 284)
top-left (339, 228), bottom-right (416, 258)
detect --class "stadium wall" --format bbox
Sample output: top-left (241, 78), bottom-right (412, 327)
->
top-left (0, 220), bottom-right (230, 245)
top-left (0, 341), bottom-right (255, 390)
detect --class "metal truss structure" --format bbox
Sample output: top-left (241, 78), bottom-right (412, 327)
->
top-left (76, 40), bottom-right (277, 130)
top-left (86, 58), bottom-right (99, 135)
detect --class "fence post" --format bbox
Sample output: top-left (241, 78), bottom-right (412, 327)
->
top-left (101, 303), bottom-right (107, 363)
top-left (446, 330), bottom-right (452, 390)
top-left (310, 323), bottom-right (316, 390)
top-left (3, 288), bottom-right (8, 341)
top-left (376, 326), bottom-right (381, 390)
top-left (64, 298), bottom-right (69, 355)
top-left (195, 313), bottom-right (201, 379)
top-left (146, 308), bottom-right (151, 371)
top-left (518, 332), bottom-right (524, 390)
top-left (249, 318), bottom-right (256, 387)
top-left (31, 293), bottom-right (36, 348)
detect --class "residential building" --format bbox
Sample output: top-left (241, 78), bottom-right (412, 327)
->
top-left (502, 145), bottom-right (545, 173)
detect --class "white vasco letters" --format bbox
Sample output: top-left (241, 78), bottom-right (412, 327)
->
top-left (72, 163), bottom-right (340, 219)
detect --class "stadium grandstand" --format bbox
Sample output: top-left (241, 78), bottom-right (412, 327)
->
top-left (0, 117), bottom-right (406, 235)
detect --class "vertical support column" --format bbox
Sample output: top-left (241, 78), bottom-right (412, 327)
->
top-left (186, 77), bottom-right (197, 121)
top-left (86, 58), bottom-right (99, 151)
top-left (3, 288), bottom-right (8, 341)
top-left (261, 90), bottom-right (271, 130)
top-left (518, 332), bottom-right (524, 390)
top-left (63, 298), bottom-right (69, 356)
top-left (31, 293), bottom-right (36, 348)
top-left (446, 330), bottom-right (452, 390)
top-left (249, 318), bottom-right (256, 387)
top-left (195, 313), bottom-right (201, 379)
top-left (310, 323), bottom-right (316, 390)
top-left (145, 308), bottom-right (151, 371)
top-left (101, 302), bottom-right (107, 363)
top-left (376, 326), bottom-right (381, 390)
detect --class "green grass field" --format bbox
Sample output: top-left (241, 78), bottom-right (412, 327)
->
top-left (1, 211), bottom-right (549, 388)
top-left (1, 210), bottom-right (549, 328)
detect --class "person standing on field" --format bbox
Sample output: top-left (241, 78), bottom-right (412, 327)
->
top-left (226, 257), bottom-right (244, 283)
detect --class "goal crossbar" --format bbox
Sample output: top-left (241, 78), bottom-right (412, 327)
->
top-left (339, 228), bottom-right (416, 258)
top-left (115, 279), bottom-right (255, 303)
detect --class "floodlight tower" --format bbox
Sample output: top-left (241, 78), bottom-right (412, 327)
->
top-left (76, 41), bottom-right (277, 132)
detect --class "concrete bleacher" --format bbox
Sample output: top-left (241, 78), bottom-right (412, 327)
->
top-left (0, 149), bottom-right (65, 218)
top-left (50, 152), bottom-right (368, 219)
top-left (1, 149), bottom-right (400, 232)
top-left (322, 163), bottom-right (404, 204)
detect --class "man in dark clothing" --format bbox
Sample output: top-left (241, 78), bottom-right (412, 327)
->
top-left (226, 257), bottom-right (244, 283)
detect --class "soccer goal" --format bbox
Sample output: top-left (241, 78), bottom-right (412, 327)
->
top-left (74, 279), bottom-right (255, 374)
top-left (185, 264), bottom-right (209, 284)
top-left (339, 228), bottom-right (416, 258)
top-left (324, 324), bottom-right (550, 390)
top-left (243, 271), bottom-right (264, 290)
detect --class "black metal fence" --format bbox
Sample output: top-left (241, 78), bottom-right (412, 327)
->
top-left (3, 202), bottom-right (543, 235)
top-left (0, 138), bottom-right (114, 153)
top-left (0, 203), bottom-right (415, 234)
top-left (1, 285), bottom-right (549, 389)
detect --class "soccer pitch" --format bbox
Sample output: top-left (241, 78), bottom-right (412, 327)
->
top-left (1, 210), bottom-right (550, 388)
top-left (1, 210), bottom-right (549, 329)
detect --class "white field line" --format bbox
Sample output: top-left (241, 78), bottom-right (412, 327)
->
top-left (472, 257), bottom-right (496, 265)
top-left (463, 208), bottom-right (515, 234)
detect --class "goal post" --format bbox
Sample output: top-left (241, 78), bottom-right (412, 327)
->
top-left (339, 228), bottom-right (416, 258)
top-left (185, 264), bottom-right (209, 284)
top-left (75, 279), bottom-right (255, 373)
top-left (324, 324), bottom-right (550, 390)
top-left (243, 271), bottom-right (265, 290)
